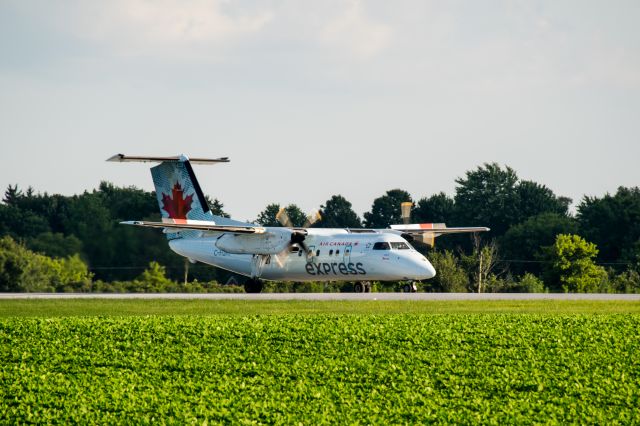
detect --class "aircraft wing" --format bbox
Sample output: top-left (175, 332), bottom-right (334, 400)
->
top-left (386, 223), bottom-right (489, 246)
top-left (121, 220), bottom-right (265, 234)
top-left (389, 224), bottom-right (490, 236)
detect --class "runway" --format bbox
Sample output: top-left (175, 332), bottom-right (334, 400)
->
top-left (1, 293), bottom-right (639, 301)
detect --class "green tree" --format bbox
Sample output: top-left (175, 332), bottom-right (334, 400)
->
top-left (26, 232), bottom-right (83, 259)
top-left (515, 180), bottom-right (571, 221)
top-left (454, 164), bottom-right (570, 237)
top-left (454, 163), bottom-right (520, 236)
top-left (209, 198), bottom-right (230, 218)
top-left (0, 236), bottom-right (29, 291)
top-left (2, 184), bottom-right (22, 206)
top-left (255, 203), bottom-right (306, 227)
top-left (460, 239), bottom-right (501, 293)
top-left (426, 250), bottom-right (469, 292)
top-left (577, 187), bottom-right (640, 263)
top-left (413, 192), bottom-right (456, 224)
top-left (543, 234), bottom-right (608, 293)
top-left (500, 213), bottom-right (578, 276)
top-left (363, 189), bottom-right (412, 228)
top-left (134, 261), bottom-right (177, 293)
top-left (611, 268), bottom-right (640, 294)
top-left (0, 204), bottom-right (51, 239)
top-left (515, 273), bottom-right (546, 293)
top-left (0, 236), bottom-right (92, 292)
top-left (317, 195), bottom-right (361, 228)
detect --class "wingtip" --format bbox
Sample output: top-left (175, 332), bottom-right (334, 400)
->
top-left (106, 154), bottom-right (125, 162)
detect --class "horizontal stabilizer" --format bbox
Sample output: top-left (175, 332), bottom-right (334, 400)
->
top-left (107, 154), bottom-right (229, 165)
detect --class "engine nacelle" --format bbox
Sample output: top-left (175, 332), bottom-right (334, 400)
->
top-left (215, 228), bottom-right (292, 255)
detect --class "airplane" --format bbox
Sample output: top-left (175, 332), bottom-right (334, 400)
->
top-left (108, 154), bottom-right (489, 293)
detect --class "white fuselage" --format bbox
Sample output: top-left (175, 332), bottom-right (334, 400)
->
top-left (169, 228), bottom-right (436, 282)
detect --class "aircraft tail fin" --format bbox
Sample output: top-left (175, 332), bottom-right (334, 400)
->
top-left (108, 154), bottom-right (234, 238)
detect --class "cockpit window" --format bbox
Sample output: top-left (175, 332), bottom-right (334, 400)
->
top-left (372, 242), bottom-right (391, 250)
top-left (390, 242), bottom-right (410, 250)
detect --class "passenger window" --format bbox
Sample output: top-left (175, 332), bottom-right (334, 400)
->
top-left (329, 249), bottom-right (333, 256)
top-left (372, 242), bottom-right (391, 250)
top-left (298, 250), bottom-right (303, 257)
top-left (390, 242), bottom-right (410, 250)
top-left (316, 249), bottom-right (320, 256)
top-left (336, 250), bottom-right (340, 255)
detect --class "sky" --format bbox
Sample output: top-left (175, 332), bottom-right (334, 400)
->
top-left (1, 0), bottom-right (639, 222)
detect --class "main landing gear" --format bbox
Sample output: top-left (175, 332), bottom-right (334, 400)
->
top-left (244, 278), bottom-right (263, 294)
top-left (353, 281), bottom-right (372, 293)
top-left (402, 281), bottom-right (418, 293)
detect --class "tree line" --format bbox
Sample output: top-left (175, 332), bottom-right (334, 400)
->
top-left (1, 163), bottom-right (639, 292)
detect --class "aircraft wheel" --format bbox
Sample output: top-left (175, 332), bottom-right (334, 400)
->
top-left (354, 282), bottom-right (364, 293)
top-left (244, 279), bottom-right (263, 293)
top-left (402, 283), bottom-right (412, 293)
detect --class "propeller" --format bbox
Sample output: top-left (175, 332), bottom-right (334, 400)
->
top-left (399, 201), bottom-right (436, 248)
top-left (276, 208), bottom-right (292, 228)
top-left (304, 211), bottom-right (322, 228)
top-left (401, 202), bottom-right (413, 224)
top-left (273, 207), bottom-right (321, 267)
top-left (276, 207), bottom-right (322, 228)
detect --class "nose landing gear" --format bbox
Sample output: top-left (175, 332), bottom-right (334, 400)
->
top-left (402, 281), bottom-right (418, 293)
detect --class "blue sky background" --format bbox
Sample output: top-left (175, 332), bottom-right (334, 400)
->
top-left (1, 0), bottom-right (639, 221)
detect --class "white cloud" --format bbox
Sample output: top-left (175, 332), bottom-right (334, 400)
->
top-left (319, 0), bottom-right (392, 59)
top-left (70, 0), bottom-right (273, 57)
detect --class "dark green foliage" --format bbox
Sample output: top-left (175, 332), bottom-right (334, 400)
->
top-left (454, 163), bottom-right (520, 236)
top-left (1, 315), bottom-right (638, 423)
top-left (426, 250), bottom-right (469, 292)
top-left (0, 236), bottom-right (92, 292)
top-left (515, 180), bottom-right (571, 221)
top-left (0, 204), bottom-right (50, 239)
top-left (0, 183), bottom-right (224, 283)
top-left (26, 232), bottom-right (83, 259)
top-left (255, 203), bottom-right (281, 226)
top-left (578, 186), bottom-right (640, 263)
top-left (542, 234), bottom-right (609, 293)
top-left (363, 189), bottom-right (412, 228)
top-left (206, 196), bottom-right (230, 218)
top-left (255, 203), bottom-right (306, 227)
top-left (317, 195), bottom-right (361, 228)
top-left (500, 213), bottom-right (578, 276)
top-left (454, 164), bottom-right (570, 238)
top-left (414, 192), bottom-right (456, 224)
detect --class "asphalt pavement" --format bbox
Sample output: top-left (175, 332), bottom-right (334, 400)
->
top-left (0, 293), bottom-right (638, 300)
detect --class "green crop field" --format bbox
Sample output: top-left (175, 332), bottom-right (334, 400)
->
top-left (1, 301), bottom-right (639, 424)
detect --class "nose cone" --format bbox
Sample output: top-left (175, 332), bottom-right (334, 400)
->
top-left (420, 257), bottom-right (436, 279)
top-left (403, 253), bottom-right (436, 280)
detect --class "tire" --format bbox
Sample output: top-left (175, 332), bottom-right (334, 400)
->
top-left (402, 284), bottom-right (411, 293)
top-left (244, 279), bottom-right (263, 293)
top-left (354, 282), bottom-right (364, 293)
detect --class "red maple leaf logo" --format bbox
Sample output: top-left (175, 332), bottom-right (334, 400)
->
top-left (161, 182), bottom-right (193, 219)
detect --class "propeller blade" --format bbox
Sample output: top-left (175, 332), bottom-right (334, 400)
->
top-left (416, 233), bottom-right (435, 247)
top-left (401, 202), bottom-right (413, 225)
top-left (274, 250), bottom-right (287, 268)
top-left (303, 211), bottom-right (322, 228)
top-left (276, 207), bottom-right (293, 227)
